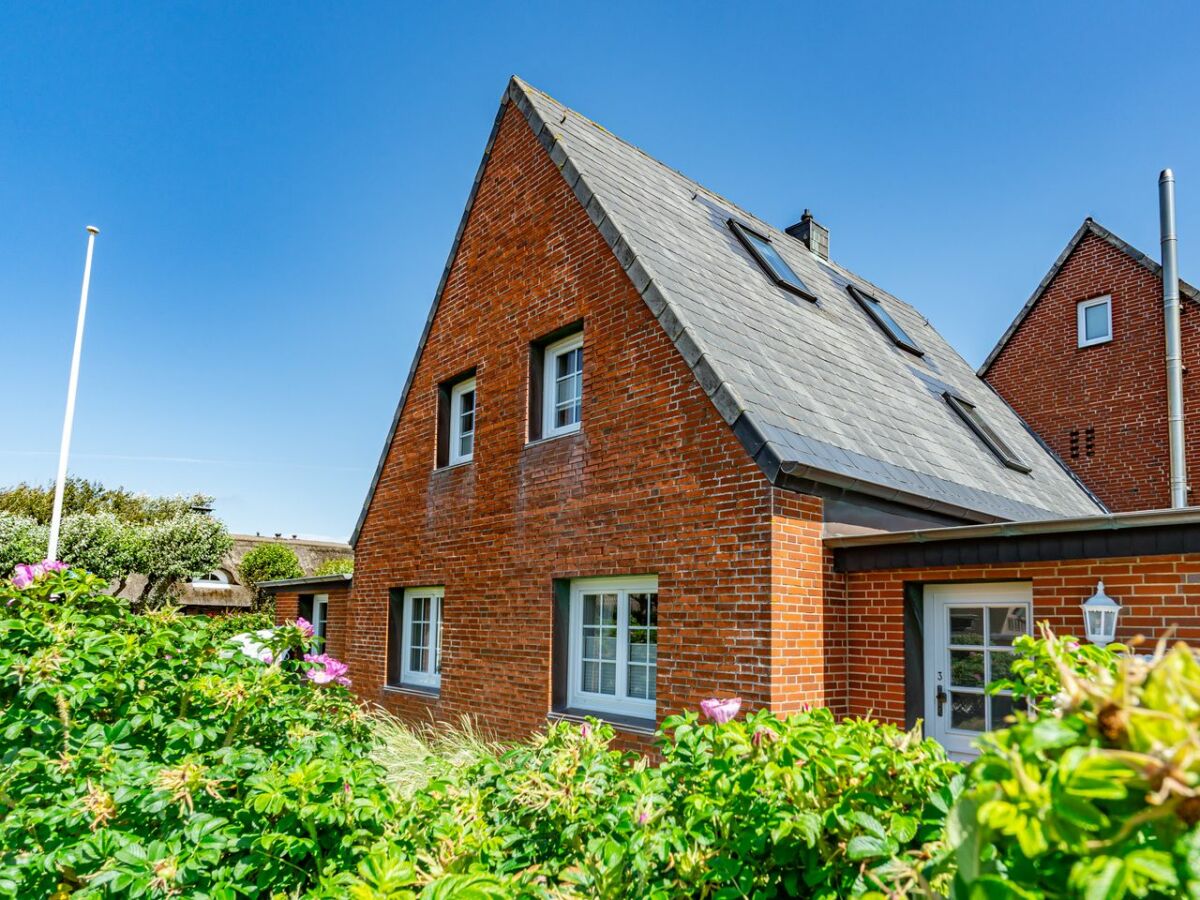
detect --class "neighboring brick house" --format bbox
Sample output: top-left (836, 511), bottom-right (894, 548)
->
top-left (981, 219), bottom-right (1200, 512)
top-left (264, 573), bottom-right (352, 662)
top-left (320, 77), bottom-right (1200, 756)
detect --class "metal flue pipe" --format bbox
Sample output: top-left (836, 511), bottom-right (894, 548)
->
top-left (1159, 170), bottom-right (1187, 509)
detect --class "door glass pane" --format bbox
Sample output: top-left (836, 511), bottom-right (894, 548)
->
top-left (950, 693), bottom-right (986, 731)
top-left (990, 649), bottom-right (1015, 683)
top-left (950, 650), bottom-right (985, 688)
top-left (988, 606), bottom-right (1027, 646)
top-left (948, 608), bottom-right (984, 646)
top-left (991, 693), bottom-right (1017, 728)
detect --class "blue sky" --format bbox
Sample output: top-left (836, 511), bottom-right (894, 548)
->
top-left (2, 2), bottom-right (1196, 540)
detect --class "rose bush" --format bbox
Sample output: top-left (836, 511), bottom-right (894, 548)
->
top-left (333, 705), bottom-right (961, 898)
top-left (0, 565), bottom-right (397, 898)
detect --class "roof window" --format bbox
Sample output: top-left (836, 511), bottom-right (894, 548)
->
top-left (848, 285), bottom-right (922, 355)
top-left (729, 219), bottom-right (816, 301)
top-left (944, 392), bottom-right (1031, 473)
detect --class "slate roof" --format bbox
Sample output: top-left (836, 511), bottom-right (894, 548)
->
top-left (979, 217), bottom-right (1200, 375)
top-left (351, 78), bottom-right (1103, 544)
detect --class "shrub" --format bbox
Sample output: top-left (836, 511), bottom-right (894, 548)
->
top-left (239, 542), bottom-right (303, 594)
top-left (337, 707), bottom-right (962, 898)
top-left (314, 556), bottom-right (354, 577)
top-left (0, 513), bottom-right (48, 576)
top-left (0, 566), bottom-right (398, 898)
top-left (945, 630), bottom-right (1200, 898)
top-left (57, 512), bottom-right (139, 585)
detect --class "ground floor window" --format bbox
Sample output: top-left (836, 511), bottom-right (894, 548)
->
top-left (390, 586), bottom-right (443, 690)
top-left (312, 593), bottom-right (328, 642)
top-left (567, 576), bottom-right (658, 719)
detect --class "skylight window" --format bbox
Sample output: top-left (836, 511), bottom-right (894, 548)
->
top-left (728, 219), bottom-right (816, 301)
top-left (848, 285), bottom-right (923, 355)
top-left (944, 392), bottom-right (1031, 474)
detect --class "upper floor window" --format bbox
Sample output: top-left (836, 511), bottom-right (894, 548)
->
top-left (1077, 295), bottom-right (1112, 347)
top-left (944, 392), bottom-right (1032, 474)
top-left (529, 325), bottom-right (584, 442)
top-left (546, 334), bottom-right (583, 436)
top-left (729, 219), bottom-right (816, 302)
top-left (848, 284), bottom-right (922, 355)
top-left (388, 586), bottom-right (443, 691)
top-left (436, 370), bottom-right (476, 468)
top-left (566, 576), bottom-right (658, 720)
top-left (449, 377), bottom-right (476, 465)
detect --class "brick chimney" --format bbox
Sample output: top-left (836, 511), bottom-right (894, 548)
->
top-left (786, 210), bottom-right (829, 260)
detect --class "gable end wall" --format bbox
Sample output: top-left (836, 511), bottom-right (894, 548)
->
top-left (351, 102), bottom-right (835, 743)
top-left (986, 232), bottom-right (1200, 512)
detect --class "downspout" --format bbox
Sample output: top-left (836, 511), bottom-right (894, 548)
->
top-left (1160, 169), bottom-right (1188, 508)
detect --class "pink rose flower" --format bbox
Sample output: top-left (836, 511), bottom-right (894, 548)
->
top-left (11, 560), bottom-right (62, 589)
top-left (295, 617), bottom-right (315, 639)
top-left (700, 697), bottom-right (742, 724)
top-left (304, 652), bottom-right (351, 687)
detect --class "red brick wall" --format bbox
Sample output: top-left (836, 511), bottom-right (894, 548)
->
top-left (844, 553), bottom-right (1200, 724)
top-left (985, 231), bottom-right (1200, 511)
top-left (274, 582), bottom-right (352, 662)
top-left (352, 101), bottom-right (828, 744)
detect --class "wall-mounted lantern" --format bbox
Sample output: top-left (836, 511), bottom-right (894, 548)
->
top-left (1082, 580), bottom-right (1121, 648)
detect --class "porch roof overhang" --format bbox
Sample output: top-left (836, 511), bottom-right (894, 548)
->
top-left (827, 507), bottom-right (1200, 573)
top-left (257, 573), bottom-right (352, 591)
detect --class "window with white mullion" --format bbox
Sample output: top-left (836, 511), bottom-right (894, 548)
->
top-left (568, 576), bottom-right (657, 719)
top-left (313, 594), bottom-right (328, 642)
top-left (448, 378), bottom-right (476, 465)
top-left (400, 587), bottom-right (443, 689)
top-left (543, 333), bottom-right (583, 438)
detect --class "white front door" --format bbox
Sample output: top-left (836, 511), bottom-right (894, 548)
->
top-left (924, 582), bottom-right (1031, 758)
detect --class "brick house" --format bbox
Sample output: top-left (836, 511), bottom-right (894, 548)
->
top-left (308, 77), bottom-right (1200, 756)
top-left (981, 218), bottom-right (1200, 512)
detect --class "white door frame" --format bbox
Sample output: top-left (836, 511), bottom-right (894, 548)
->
top-left (923, 582), bottom-right (1032, 759)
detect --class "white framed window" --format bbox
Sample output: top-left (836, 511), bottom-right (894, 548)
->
top-left (1077, 295), bottom-right (1112, 347)
top-left (192, 569), bottom-right (231, 586)
top-left (448, 377), bottom-right (476, 465)
top-left (543, 333), bottom-right (583, 438)
top-left (567, 576), bottom-right (658, 720)
top-left (400, 586), bottom-right (443, 689)
top-left (312, 593), bottom-right (328, 641)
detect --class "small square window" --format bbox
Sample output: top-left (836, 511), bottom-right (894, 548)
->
top-left (388, 586), bottom-right (443, 690)
top-left (529, 329), bottom-right (584, 442)
top-left (944, 392), bottom-right (1031, 474)
top-left (729, 219), bottom-right (817, 302)
top-left (848, 285), bottom-right (922, 355)
top-left (1077, 296), bottom-right (1112, 347)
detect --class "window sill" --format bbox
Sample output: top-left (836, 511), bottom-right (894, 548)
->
top-left (383, 683), bottom-right (440, 700)
top-left (548, 707), bottom-right (656, 737)
top-left (433, 459), bottom-right (473, 473)
top-left (1077, 336), bottom-right (1113, 349)
top-left (524, 429), bottom-right (582, 450)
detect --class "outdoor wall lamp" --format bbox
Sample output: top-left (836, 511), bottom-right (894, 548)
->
top-left (1082, 580), bottom-right (1121, 648)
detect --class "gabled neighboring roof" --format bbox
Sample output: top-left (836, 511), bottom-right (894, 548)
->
top-left (351, 77), bottom-right (1103, 544)
top-left (979, 218), bottom-right (1200, 376)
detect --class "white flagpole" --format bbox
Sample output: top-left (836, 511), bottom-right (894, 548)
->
top-left (47, 225), bottom-right (100, 561)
